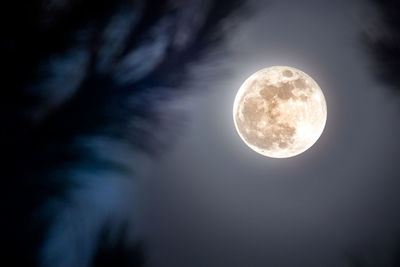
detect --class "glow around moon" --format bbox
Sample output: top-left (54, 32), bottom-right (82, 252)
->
top-left (233, 66), bottom-right (327, 158)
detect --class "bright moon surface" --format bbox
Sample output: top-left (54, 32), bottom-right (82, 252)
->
top-left (233, 66), bottom-right (327, 158)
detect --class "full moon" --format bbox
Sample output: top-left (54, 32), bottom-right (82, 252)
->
top-left (233, 66), bottom-right (327, 158)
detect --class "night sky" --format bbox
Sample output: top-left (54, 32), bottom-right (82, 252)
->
top-left (3, 0), bottom-right (400, 266)
top-left (140, 1), bottom-right (400, 266)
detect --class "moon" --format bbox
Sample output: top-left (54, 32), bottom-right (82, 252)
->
top-left (233, 66), bottom-right (327, 158)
